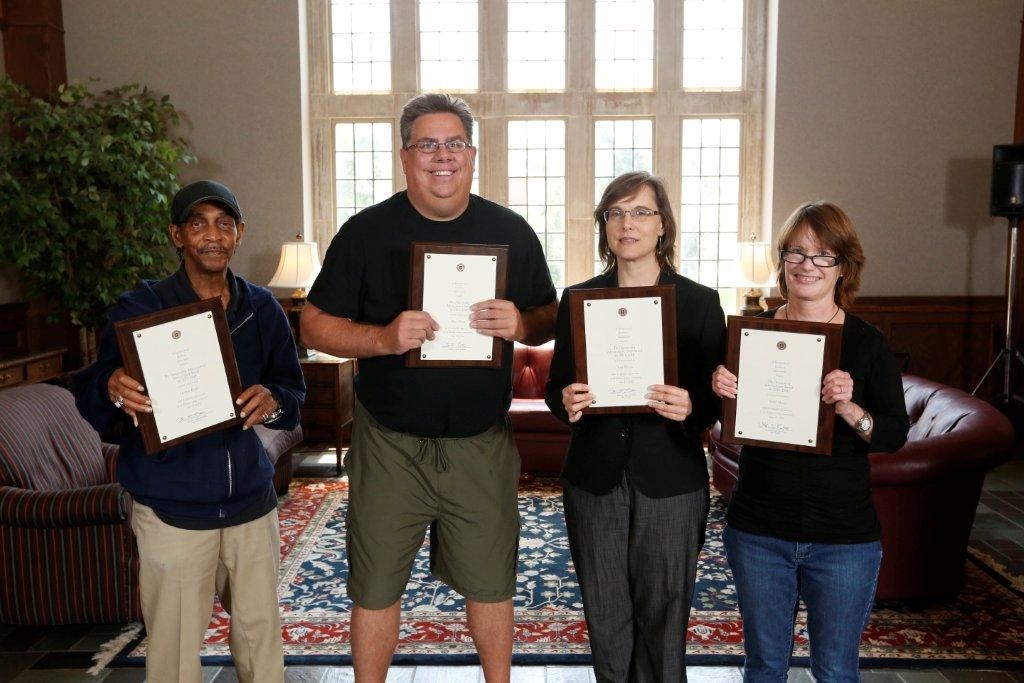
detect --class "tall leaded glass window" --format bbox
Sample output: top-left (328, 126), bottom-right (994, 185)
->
top-left (679, 118), bottom-right (741, 301)
top-left (594, 0), bottom-right (655, 90)
top-left (310, 0), bottom-right (767, 307)
top-left (333, 122), bottom-right (393, 228)
top-left (330, 0), bottom-right (391, 92)
top-left (419, 0), bottom-right (479, 90)
top-left (508, 120), bottom-right (567, 287)
top-left (593, 119), bottom-right (653, 274)
top-left (508, 0), bottom-right (566, 90)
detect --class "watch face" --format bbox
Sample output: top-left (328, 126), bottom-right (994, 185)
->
top-left (857, 416), bottom-right (871, 431)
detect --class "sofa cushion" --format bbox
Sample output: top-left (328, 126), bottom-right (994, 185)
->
top-left (0, 384), bottom-right (106, 492)
top-left (253, 423), bottom-right (303, 466)
top-left (512, 342), bottom-right (554, 399)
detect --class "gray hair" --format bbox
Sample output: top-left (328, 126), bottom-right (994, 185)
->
top-left (399, 93), bottom-right (474, 148)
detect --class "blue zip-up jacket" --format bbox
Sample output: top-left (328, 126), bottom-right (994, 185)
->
top-left (74, 267), bottom-right (306, 525)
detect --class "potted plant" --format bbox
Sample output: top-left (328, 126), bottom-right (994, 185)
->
top-left (0, 79), bottom-right (194, 363)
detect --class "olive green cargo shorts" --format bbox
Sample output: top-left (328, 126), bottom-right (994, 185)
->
top-left (344, 400), bottom-right (522, 609)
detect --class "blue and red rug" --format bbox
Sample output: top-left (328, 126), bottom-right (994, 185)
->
top-left (120, 477), bottom-right (1024, 667)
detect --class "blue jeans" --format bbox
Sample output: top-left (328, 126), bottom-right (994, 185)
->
top-left (723, 526), bottom-right (882, 683)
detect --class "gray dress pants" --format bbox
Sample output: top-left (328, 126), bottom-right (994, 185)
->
top-left (563, 477), bottom-right (710, 682)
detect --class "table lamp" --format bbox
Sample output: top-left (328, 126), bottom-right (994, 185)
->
top-left (268, 235), bottom-right (322, 357)
top-left (733, 235), bottom-right (776, 316)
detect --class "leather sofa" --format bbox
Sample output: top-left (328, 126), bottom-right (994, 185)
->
top-left (509, 342), bottom-right (570, 474)
top-left (709, 374), bottom-right (1016, 601)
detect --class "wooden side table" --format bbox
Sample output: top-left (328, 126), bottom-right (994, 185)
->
top-left (299, 353), bottom-right (355, 475)
top-left (0, 348), bottom-right (65, 389)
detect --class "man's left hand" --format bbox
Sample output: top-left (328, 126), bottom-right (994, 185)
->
top-left (469, 299), bottom-right (523, 342)
top-left (236, 384), bottom-right (279, 430)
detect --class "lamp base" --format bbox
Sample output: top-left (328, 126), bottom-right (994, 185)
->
top-left (739, 288), bottom-right (765, 316)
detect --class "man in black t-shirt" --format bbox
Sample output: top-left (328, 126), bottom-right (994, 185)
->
top-left (302, 93), bottom-right (556, 682)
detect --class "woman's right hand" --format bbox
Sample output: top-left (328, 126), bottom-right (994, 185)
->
top-left (561, 383), bottom-right (594, 423)
top-left (711, 365), bottom-right (738, 399)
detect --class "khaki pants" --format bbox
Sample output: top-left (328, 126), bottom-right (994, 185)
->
top-left (131, 502), bottom-right (284, 683)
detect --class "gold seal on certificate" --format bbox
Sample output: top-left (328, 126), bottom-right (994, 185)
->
top-left (114, 298), bottom-right (244, 454)
top-left (567, 285), bottom-right (677, 415)
top-left (407, 242), bottom-right (510, 368)
top-left (721, 316), bottom-right (842, 455)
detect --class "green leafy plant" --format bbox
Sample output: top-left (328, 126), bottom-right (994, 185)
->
top-left (0, 79), bottom-right (193, 334)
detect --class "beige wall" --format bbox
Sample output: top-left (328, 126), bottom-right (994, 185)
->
top-left (771, 0), bottom-right (1020, 296)
top-left (27, 0), bottom-right (1024, 300)
top-left (62, 0), bottom-right (307, 291)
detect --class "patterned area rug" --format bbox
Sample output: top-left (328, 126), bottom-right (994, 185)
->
top-left (120, 477), bottom-right (1024, 667)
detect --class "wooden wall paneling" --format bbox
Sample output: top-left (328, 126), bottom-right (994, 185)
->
top-left (764, 296), bottom-right (1005, 395)
top-left (0, 0), bottom-right (66, 98)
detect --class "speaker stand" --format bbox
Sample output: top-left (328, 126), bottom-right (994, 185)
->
top-left (973, 215), bottom-right (1024, 404)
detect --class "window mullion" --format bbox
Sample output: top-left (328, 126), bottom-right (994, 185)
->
top-left (653, 0), bottom-right (682, 265)
top-left (564, 0), bottom-right (595, 285)
top-left (655, 0), bottom-right (682, 91)
top-left (566, 0), bottom-right (595, 93)
top-left (565, 113), bottom-right (594, 286)
top-left (479, 0), bottom-right (507, 93)
top-left (391, 0), bottom-right (419, 94)
top-left (309, 0), bottom-right (335, 248)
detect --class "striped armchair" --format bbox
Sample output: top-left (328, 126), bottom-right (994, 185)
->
top-left (0, 383), bottom-right (140, 625)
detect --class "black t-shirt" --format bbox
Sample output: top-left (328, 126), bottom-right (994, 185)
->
top-left (726, 311), bottom-right (910, 543)
top-left (307, 191), bottom-right (556, 438)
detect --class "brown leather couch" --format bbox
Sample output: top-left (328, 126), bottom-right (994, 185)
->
top-left (509, 343), bottom-right (570, 474)
top-left (709, 374), bottom-right (1016, 601)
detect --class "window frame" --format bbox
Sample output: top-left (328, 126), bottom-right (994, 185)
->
top-left (307, 0), bottom-right (767, 290)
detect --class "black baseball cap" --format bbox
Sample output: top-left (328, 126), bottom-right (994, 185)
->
top-left (170, 180), bottom-right (242, 225)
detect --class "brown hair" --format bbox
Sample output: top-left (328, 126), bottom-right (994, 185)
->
top-left (594, 171), bottom-right (677, 274)
top-left (775, 201), bottom-right (865, 308)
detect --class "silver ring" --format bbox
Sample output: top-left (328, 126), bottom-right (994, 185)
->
top-left (260, 413), bottom-right (269, 423)
top-left (113, 395), bottom-right (125, 409)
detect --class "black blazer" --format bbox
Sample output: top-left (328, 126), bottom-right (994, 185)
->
top-left (545, 270), bottom-right (726, 497)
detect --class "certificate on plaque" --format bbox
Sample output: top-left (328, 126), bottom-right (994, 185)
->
top-left (114, 298), bottom-right (244, 454)
top-left (568, 285), bottom-right (677, 415)
top-left (721, 316), bottom-right (842, 455)
top-left (407, 242), bottom-right (509, 368)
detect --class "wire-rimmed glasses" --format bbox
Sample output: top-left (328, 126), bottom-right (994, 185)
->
top-left (779, 249), bottom-right (843, 267)
top-left (602, 208), bottom-right (660, 223)
top-left (404, 139), bottom-right (473, 154)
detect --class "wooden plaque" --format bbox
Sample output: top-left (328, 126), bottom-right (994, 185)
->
top-left (721, 315), bottom-right (843, 455)
top-left (567, 285), bottom-right (677, 415)
top-left (114, 297), bottom-right (243, 454)
top-left (407, 242), bottom-right (509, 368)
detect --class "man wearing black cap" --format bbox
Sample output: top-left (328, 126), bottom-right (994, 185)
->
top-left (74, 180), bottom-right (306, 683)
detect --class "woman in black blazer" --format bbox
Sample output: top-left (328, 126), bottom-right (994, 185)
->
top-left (545, 171), bottom-right (726, 682)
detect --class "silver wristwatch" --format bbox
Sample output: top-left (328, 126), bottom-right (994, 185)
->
top-left (854, 412), bottom-right (873, 433)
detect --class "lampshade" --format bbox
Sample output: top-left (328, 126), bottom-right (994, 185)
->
top-left (734, 240), bottom-right (776, 288)
top-left (268, 241), bottom-right (322, 291)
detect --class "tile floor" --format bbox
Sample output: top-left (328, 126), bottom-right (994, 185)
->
top-left (2, 454), bottom-right (1023, 683)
